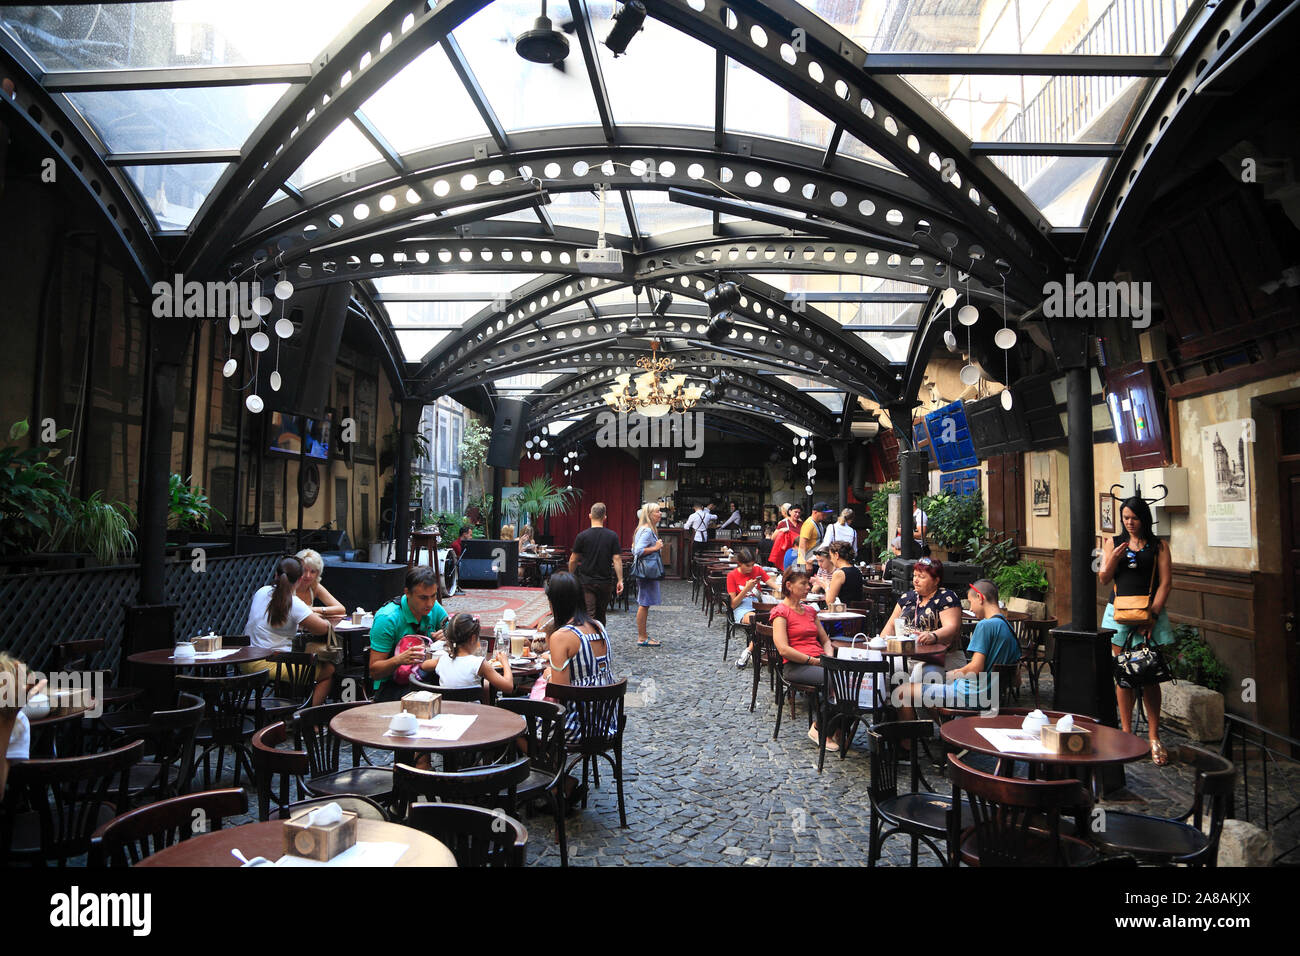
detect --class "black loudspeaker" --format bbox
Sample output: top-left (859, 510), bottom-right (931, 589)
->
top-left (486, 398), bottom-right (531, 468)
top-left (1050, 626), bottom-right (1120, 726)
top-left (965, 394), bottom-right (1028, 459)
top-left (259, 283), bottom-right (352, 420)
top-left (892, 560), bottom-right (984, 595)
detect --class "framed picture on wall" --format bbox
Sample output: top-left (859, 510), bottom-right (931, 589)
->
top-left (1031, 453), bottom-right (1051, 517)
top-left (1099, 493), bottom-right (1115, 533)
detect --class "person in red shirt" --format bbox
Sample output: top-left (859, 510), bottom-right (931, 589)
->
top-left (768, 568), bottom-right (839, 751)
top-left (768, 504), bottom-right (803, 567)
top-left (449, 525), bottom-right (472, 558)
top-left (727, 547), bottom-right (779, 669)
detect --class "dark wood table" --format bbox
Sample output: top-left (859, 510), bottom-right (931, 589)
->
top-left (126, 646), bottom-right (273, 668)
top-left (135, 818), bottom-right (457, 867)
top-left (329, 700), bottom-right (525, 757)
top-left (940, 714), bottom-right (1149, 797)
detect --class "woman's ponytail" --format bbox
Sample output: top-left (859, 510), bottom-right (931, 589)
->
top-left (268, 556), bottom-right (304, 627)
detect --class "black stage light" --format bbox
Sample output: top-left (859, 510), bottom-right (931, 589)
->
top-left (604, 0), bottom-right (647, 56)
top-left (705, 311), bottom-right (735, 344)
top-left (653, 291), bottom-right (674, 316)
top-left (704, 280), bottom-right (740, 314)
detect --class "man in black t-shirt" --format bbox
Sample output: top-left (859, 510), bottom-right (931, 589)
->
top-left (568, 502), bottom-right (624, 625)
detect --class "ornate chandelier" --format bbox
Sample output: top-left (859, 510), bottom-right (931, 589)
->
top-left (603, 340), bottom-right (702, 417)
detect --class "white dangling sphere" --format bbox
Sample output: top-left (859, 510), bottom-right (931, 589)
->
top-left (532, 452), bottom-right (541, 460)
top-left (275, 318), bottom-right (294, 339)
top-left (253, 296), bottom-right (273, 317)
top-left (941, 287), bottom-right (958, 309)
top-left (808, 469), bottom-right (816, 479)
top-left (1001, 390), bottom-right (1014, 410)
top-left (805, 484), bottom-right (813, 495)
top-left (274, 280), bottom-right (294, 300)
top-left (574, 464), bottom-right (581, 472)
top-left (994, 326), bottom-right (1018, 350)
top-left (270, 370), bottom-right (282, 392)
top-left (959, 363), bottom-right (980, 386)
top-left (808, 454), bottom-right (816, 463)
top-left (250, 331), bottom-right (270, 352)
top-left (222, 358), bottom-right (238, 378)
top-left (525, 439), bottom-right (534, 449)
top-left (957, 304), bottom-right (979, 326)
top-left (791, 456), bottom-right (798, 465)
top-left (798, 450), bottom-right (807, 460)
top-left (245, 393), bottom-right (264, 414)
top-left (944, 329), bottom-right (958, 352)
top-left (228, 315), bottom-right (241, 335)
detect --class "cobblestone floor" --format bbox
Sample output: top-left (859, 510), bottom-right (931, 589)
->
top-left (117, 579), bottom-right (1299, 866)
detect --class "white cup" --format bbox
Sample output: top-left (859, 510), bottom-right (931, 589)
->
top-left (389, 711), bottom-right (418, 734)
top-left (173, 642), bottom-right (196, 659)
top-left (23, 693), bottom-right (51, 719)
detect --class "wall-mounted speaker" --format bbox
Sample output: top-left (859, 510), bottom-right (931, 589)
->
top-left (486, 398), bottom-right (531, 469)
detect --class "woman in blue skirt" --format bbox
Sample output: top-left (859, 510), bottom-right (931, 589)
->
top-left (632, 502), bottom-right (664, 647)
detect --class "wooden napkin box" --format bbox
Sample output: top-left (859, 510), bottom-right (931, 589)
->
top-left (193, 635), bottom-right (222, 653)
top-left (401, 690), bottom-right (441, 719)
top-left (886, 637), bottom-right (916, 654)
top-left (1041, 724), bottom-right (1092, 754)
top-left (283, 809), bottom-right (358, 861)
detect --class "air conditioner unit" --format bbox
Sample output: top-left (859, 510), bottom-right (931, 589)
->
top-left (576, 247), bottom-right (624, 274)
top-left (850, 421), bottom-right (880, 439)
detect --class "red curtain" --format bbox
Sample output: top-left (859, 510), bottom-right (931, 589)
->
top-left (518, 446), bottom-right (641, 548)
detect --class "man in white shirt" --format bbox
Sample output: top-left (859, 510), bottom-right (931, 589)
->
top-left (684, 503), bottom-right (710, 543)
top-left (913, 506), bottom-right (928, 544)
top-left (718, 501), bottom-right (742, 533)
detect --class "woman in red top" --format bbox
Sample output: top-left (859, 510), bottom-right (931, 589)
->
top-left (768, 505), bottom-right (802, 567)
top-left (769, 568), bottom-right (839, 751)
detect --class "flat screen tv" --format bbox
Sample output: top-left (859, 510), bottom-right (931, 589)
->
top-left (268, 411), bottom-right (332, 461)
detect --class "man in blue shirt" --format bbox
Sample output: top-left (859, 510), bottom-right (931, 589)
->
top-left (368, 566), bottom-right (449, 700)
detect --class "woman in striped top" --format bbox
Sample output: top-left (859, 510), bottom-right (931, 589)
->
top-left (545, 572), bottom-right (617, 743)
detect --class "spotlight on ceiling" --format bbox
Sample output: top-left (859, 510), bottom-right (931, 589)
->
top-left (705, 310), bottom-right (735, 344)
top-left (516, 1), bottom-right (570, 64)
top-left (628, 315), bottom-right (645, 334)
top-left (604, 0), bottom-right (646, 56)
top-left (703, 280), bottom-right (740, 314)
top-left (652, 291), bottom-right (673, 316)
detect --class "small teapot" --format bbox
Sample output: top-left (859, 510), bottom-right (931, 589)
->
top-left (173, 641), bottom-right (196, 659)
top-left (1021, 709), bottom-right (1050, 734)
top-left (388, 711), bottom-right (419, 735)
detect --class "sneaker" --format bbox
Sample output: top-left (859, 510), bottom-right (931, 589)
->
top-left (736, 647), bottom-right (752, 668)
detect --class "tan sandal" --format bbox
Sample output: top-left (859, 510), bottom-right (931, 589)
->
top-left (809, 725), bottom-right (839, 752)
top-left (1150, 739), bottom-right (1168, 766)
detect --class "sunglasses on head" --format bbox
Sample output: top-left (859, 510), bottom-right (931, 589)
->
top-left (915, 557), bottom-right (935, 567)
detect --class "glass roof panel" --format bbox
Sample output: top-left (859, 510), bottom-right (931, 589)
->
top-left (904, 74), bottom-right (1144, 144)
top-left (384, 301), bottom-right (482, 329)
top-left (594, 7), bottom-right (715, 128)
top-left (453, 0), bottom-right (602, 133)
top-left (359, 45), bottom-right (491, 155)
top-left (857, 332), bottom-right (911, 363)
top-left (66, 84), bottom-right (287, 152)
top-left (123, 162), bottom-right (227, 229)
top-left (395, 329), bottom-right (451, 361)
top-left (993, 155), bottom-right (1109, 227)
top-left (545, 188), bottom-right (631, 235)
top-left (836, 132), bottom-right (898, 172)
top-left (372, 273), bottom-right (542, 296)
top-left (795, 0), bottom-right (1197, 55)
top-left (631, 190), bottom-right (714, 235)
top-left (286, 118), bottom-right (383, 189)
top-left (725, 60), bottom-right (831, 150)
top-left (0, 1), bottom-right (362, 71)
top-left (494, 372), bottom-right (563, 394)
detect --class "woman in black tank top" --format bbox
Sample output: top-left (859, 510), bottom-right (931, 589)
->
top-left (1099, 496), bottom-right (1174, 766)
top-left (825, 542), bottom-right (864, 606)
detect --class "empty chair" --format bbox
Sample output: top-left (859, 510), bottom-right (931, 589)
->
top-left (88, 788), bottom-right (248, 867)
top-left (496, 697), bottom-right (569, 866)
top-left (121, 692), bottom-right (205, 805)
top-left (406, 802), bottom-right (527, 868)
top-left (250, 721), bottom-right (309, 821)
top-left (294, 701), bottom-right (394, 805)
top-left (1089, 745), bottom-right (1235, 866)
top-left (176, 670), bottom-right (269, 789)
top-left (279, 794), bottom-right (389, 822)
top-left (1, 739), bottom-right (144, 866)
top-left (251, 651), bottom-right (321, 727)
top-left (946, 754), bottom-right (1097, 867)
top-left (391, 756), bottom-right (531, 821)
top-left (867, 721), bottom-right (967, 867)
top-left (547, 679), bottom-right (628, 829)
top-left (53, 637), bottom-right (144, 711)
top-left (749, 622), bottom-right (782, 713)
top-left (816, 656), bottom-right (892, 771)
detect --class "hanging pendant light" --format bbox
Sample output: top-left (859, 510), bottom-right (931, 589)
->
top-left (223, 358), bottom-right (238, 378)
top-left (274, 279), bottom-right (294, 300)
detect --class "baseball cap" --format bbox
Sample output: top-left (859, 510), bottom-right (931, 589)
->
top-left (813, 502), bottom-right (833, 513)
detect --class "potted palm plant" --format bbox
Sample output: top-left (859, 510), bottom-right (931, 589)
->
top-left (504, 477), bottom-right (581, 532)
top-left (168, 473), bottom-right (224, 545)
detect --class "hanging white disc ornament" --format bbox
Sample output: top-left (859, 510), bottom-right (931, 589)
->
top-left (252, 296), bottom-right (273, 317)
top-left (994, 326), bottom-right (1018, 350)
top-left (228, 315), bottom-right (241, 335)
top-left (807, 469), bottom-right (816, 479)
top-left (957, 304), bottom-right (979, 326)
top-left (250, 331), bottom-right (270, 352)
top-left (798, 450), bottom-right (807, 460)
top-left (270, 370), bottom-right (282, 392)
top-left (808, 454), bottom-right (816, 463)
top-left (274, 280), bottom-right (294, 300)
top-left (245, 394), bottom-right (264, 413)
top-left (275, 318), bottom-right (294, 339)
top-left (1001, 390), bottom-right (1014, 410)
top-left (805, 484), bottom-right (813, 495)
top-left (222, 358), bottom-right (238, 378)
top-left (941, 287), bottom-right (958, 309)
top-left (944, 329), bottom-right (958, 351)
top-left (959, 363), bottom-right (980, 386)
top-left (791, 456), bottom-right (798, 465)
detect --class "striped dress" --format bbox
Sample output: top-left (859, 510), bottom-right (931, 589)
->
top-left (553, 621), bottom-right (616, 741)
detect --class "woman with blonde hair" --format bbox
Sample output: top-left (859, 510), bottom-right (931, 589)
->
top-left (632, 501), bottom-right (665, 647)
top-left (518, 524), bottom-right (537, 553)
top-left (295, 548), bottom-right (346, 620)
top-left (821, 508), bottom-right (858, 554)
top-left (500, 523), bottom-right (516, 542)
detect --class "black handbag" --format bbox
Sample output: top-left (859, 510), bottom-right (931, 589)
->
top-left (1114, 628), bottom-right (1172, 689)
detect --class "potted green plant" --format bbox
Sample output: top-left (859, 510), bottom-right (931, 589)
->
top-left (0, 419), bottom-right (76, 568)
top-left (993, 560), bottom-right (1050, 603)
top-left (504, 478), bottom-right (580, 533)
top-left (923, 492), bottom-right (986, 562)
top-left (52, 491), bottom-right (138, 566)
top-left (168, 473), bottom-right (224, 545)
top-left (867, 481), bottom-right (898, 557)
top-left (1169, 625), bottom-right (1227, 693)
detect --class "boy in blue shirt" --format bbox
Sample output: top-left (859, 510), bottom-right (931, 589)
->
top-left (941, 579), bottom-right (1021, 708)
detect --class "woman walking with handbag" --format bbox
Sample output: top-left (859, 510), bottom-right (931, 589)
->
top-left (1099, 496), bottom-right (1174, 765)
top-left (632, 502), bottom-right (665, 647)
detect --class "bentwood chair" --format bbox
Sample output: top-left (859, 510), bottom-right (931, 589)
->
top-left (251, 721), bottom-right (308, 821)
top-left (391, 756), bottom-right (531, 821)
top-left (866, 721), bottom-right (969, 867)
top-left (750, 622), bottom-right (783, 713)
top-left (496, 697), bottom-right (570, 866)
top-left (547, 679), bottom-right (629, 829)
top-left (252, 651), bottom-right (321, 727)
top-left (1088, 746), bottom-right (1235, 866)
top-left (816, 656), bottom-right (891, 771)
top-left (176, 670), bottom-right (268, 789)
top-left (89, 788), bottom-right (248, 867)
top-left (294, 702), bottom-right (395, 805)
top-left (946, 754), bottom-right (1098, 867)
top-left (120, 691), bottom-right (205, 805)
top-left (407, 802), bottom-right (528, 867)
top-left (1, 739), bottom-right (144, 866)
top-left (279, 794), bottom-right (389, 822)
top-left (54, 637), bottom-right (145, 711)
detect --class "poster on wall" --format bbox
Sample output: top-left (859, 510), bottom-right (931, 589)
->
top-left (1200, 419), bottom-right (1252, 548)
top-left (1031, 453), bottom-right (1052, 517)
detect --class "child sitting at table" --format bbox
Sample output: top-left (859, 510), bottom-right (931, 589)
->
top-left (433, 613), bottom-right (515, 695)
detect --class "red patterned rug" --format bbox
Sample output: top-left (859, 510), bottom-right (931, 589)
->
top-left (442, 587), bottom-right (553, 630)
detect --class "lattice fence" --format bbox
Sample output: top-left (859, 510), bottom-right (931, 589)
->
top-left (0, 554), bottom-right (279, 671)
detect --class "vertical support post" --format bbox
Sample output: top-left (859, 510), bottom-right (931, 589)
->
top-left (831, 440), bottom-right (850, 519)
top-left (1066, 364), bottom-right (1097, 630)
top-left (393, 398), bottom-right (422, 565)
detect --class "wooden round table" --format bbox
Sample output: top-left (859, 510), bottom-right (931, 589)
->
top-left (329, 700), bottom-right (525, 756)
top-left (940, 714), bottom-right (1150, 796)
top-left (126, 646), bottom-right (274, 667)
top-left (135, 818), bottom-right (456, 867)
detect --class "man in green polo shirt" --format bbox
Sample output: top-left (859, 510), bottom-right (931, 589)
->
top-left (368, 566), bottom-right (449, 700)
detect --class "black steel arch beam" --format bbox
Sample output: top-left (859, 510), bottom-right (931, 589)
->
top-left (0, 43), bottom-right (161, 295)
top-left (179, 0), bottom-right (491, 280)
top-left (350, 282), bottom-right (408, 392)
top-left (642, 0), bottom-right (1066, 286)
top-left (551, 405), bottom-right (793, 452)
top-left (900, 288), bottom-right (948, 407)
top-left (1079, 0), bottom-right (1280, 281)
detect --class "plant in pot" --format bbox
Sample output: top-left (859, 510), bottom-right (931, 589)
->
top-left (1169, 624), bottom-right (1227, 692)
top-left (866, 481), bottom-right (898, 557)
top-left (52, 491), bottom-right (138, 566)
top-left (0, 419), bottom-right (76, 566)
top-left (504, 478), bottom-right (579, 535)
top-left (993, 560), bottom-right (1050, 603)
top-left (923, 492), bottom-right (986, 562)
top-left (168, 473), bottom-right (224, 545)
